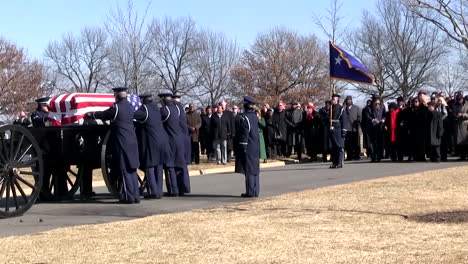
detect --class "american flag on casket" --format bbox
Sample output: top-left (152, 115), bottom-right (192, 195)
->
top-left (47, 93), bottom-right (141, 126)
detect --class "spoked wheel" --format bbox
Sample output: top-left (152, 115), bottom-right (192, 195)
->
top-left (40, 164), bottom-right (81, 201)
top-left (101, 130), bottom-right (120, 198)
top-left (137, 170), bottom-right (147, 196)
top-left (0, 125), bottom-right (43, 218)
top-left (101, 131), bottom-right (147, 197)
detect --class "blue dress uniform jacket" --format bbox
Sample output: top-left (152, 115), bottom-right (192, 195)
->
top-left (161, 102), bottom-right (186, 168)
top-left (175, 103), bottom-right (192, 164)
top-left (134, 103), bottom-right (170, 168)
top-left (31, 110), bottom-right (48, 127)
top-left (328, 104), bottom-right (350, 167)
top-left (235, 110), bottom-right (260, 196)
top-left (160, 101), bottom-right (190, 195)
top-left (94, 99), bottom-right (140, 203)
top-left (134, 102), bottom-right (170, 197)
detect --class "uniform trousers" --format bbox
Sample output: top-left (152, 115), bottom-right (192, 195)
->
top-left (144, 165), bottom-right (164, 197)
top-left (245, 174), bottom-right (260, 197)
top-left (119, 167), bottom-right (140, 203)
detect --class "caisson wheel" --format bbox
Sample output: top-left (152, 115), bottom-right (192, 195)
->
top-left (0, 125), bottom-right (43, 218)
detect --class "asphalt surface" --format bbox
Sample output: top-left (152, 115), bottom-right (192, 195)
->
top-left (0, 160), bottom-right (465, 237)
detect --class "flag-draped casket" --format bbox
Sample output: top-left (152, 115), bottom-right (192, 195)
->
top-left (47, 93), bottom-right (141, 126)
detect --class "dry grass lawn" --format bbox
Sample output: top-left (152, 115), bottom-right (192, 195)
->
top-left (1, 166), bottom-right (467, 264)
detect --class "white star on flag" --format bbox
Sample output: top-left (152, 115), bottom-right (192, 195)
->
top-left (335, 56), bottom-right (342, 65)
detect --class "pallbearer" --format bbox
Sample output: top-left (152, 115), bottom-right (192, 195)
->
top-left (159, 93), bottom-right (187, 196)
top-left (92, 87), bottom-right (140, 203)
top-left (171, 94), bottom-right (191, 194)
top-left (134, 93), bottom-right (170, 199)
top-left (328, 94), bottom-right (350, 169)
top-left (235, 96), bottom-right (260, 197)
top-left (31, 97), bottom-right (50, 127)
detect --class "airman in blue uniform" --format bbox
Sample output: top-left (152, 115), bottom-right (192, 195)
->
top-left (172, 95), bottom-right (191, 194)
top-left (328, 94), bottom-right (350, 169)
top-left (93, 87), bottom-right (140, 203)
top-left (159, 93), bottom-right (188, 196)
top-left (134, 93), bottom-right (170, 199)
top-left (31, 97), bottom-right (50, 127)
top-left (235, 96), bottom-right (260, 197)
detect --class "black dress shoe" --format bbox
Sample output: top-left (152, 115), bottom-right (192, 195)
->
top-left (118, 200), bottom-right (134, 204)
top-left (241, 193), bottom-right (254, 198)
top-left (329, 165), bottom-right (337, 169)
top-left (144, 194), bottom-right (160, 199)
top-left (164, 192), bottom-right (178, 197)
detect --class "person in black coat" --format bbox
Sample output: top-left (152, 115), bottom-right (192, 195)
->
top-left (201, 106), bottom-right (214, 160)
top-left (329, 94), bottom-right (350, 169)
top-left (318, 101), bottom-right (332, 162)
top-left (302, 103), bottom-right (321, 161)
top-left (210, 105), bottom-right (231, 165)
top-left (403, 98), bottom-right (428, 161)
top-left (221, 101), bottom-right (235, 162)
top-left (92, 87), bottom-right (140, 204)
top-left (235, 96), bottom-right (260, 197)
top-left (343, 96), bottom-right (362, 160)
top-left (427, 102), bottom-right (444, 162)
top-left (160, 93), bottom-right (190, 196)
top-left (362, 97), bottom-right (386, 162)
top-left (134, 94), bottom-right (170, 199)
top-left (272, 102), bottom-right (288, 157)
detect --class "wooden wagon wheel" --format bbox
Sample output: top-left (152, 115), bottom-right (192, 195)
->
top-left (0, 125), bottom-right (43, 219)
top-left (40, 164), bottom-right (82, 201)
top-left (101, 130), bottom-right (119, 198)
top-left (100, 130), bottom-right (146, 198)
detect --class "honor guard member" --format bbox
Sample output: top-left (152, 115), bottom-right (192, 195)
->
top-left (329, 94), bottom-right (350, 169)
top-left (134, 93), bottom-right (170, 199)
top-left (31, 97), bottom-right (50, 127)
top-left (159, 93), bottom-right (186, 196)
top-left (92, 87), bottom-right (140, 203)
top-left (171, 94), bottom-right (191, 194)
top-left (235, 96), bottom-right (260, 197)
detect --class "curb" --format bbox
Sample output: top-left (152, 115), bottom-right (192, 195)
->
top-left (92, 161), bottom-right (289, 188)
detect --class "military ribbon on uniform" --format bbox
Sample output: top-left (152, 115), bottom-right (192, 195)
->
top-left (329, 41), bottom-right (375, 85)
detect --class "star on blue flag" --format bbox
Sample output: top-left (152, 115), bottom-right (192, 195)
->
top-left (329, 41), bottom-right (375, 85)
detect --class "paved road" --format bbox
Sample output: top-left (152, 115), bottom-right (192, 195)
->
top-left (0, 161), bottom-right (465, 237)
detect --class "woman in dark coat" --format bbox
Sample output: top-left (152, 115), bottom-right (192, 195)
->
top-left (318, 101), bottom-right (332, 162)
top-left (272, 102), bottom-right (288, 157)
top-left (263, 109), bottom-right (277, 159)
top-left (362, 97), bottom-right (386, 162)
top-left (302, 103), bottom-right (321, 161)
top-left (403, 98), bottom-right (428, 161)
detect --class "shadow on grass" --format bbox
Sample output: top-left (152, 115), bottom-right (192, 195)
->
top-left (408, 211), bottom-right (468, 224)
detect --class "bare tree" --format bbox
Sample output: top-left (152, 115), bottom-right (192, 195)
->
top-left (431, 60), bottom-right (467, 96)
top-left (192, 30), bottom-right (239, 106)
top-left (231, 27), bottom-right (328, 104)
top-left (345, 11), bottom-right (396, 100)
top-left (0, 38), bottom-right (43, 119)
top-left (312, 0), bottom-right (349, 95)
top-left (349, 0), bottom-right (447, 101)
top-left (45, 27), bottom-right (108, 93)
top-left (105, 1), bottom-right (153, 94)
top-left (404, 0), bottom-right (468, 50)
top-left (148, 16), bottom-right (200, 97)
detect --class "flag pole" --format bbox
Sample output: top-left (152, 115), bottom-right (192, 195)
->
top-left (329, 77), bottom-right (333, 128)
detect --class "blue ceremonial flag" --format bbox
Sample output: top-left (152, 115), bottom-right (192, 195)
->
top-left (127, 94), bottom-right (142, 111)
top-left (329, 41), bottom-right (375, 85)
